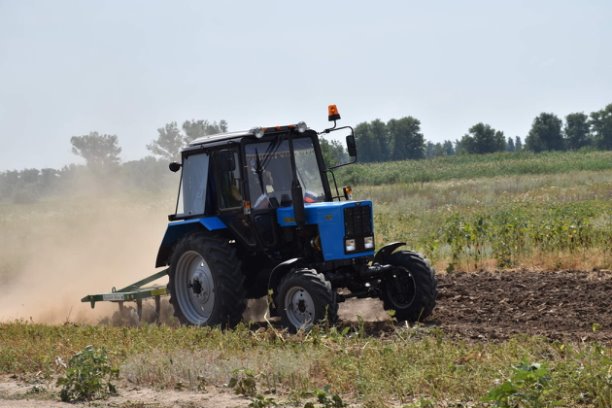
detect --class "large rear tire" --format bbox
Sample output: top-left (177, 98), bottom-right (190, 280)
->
top-left (276, 269), bottom-right (337, 332)
top-left (168, 234), bottom-right (246, 327)
top-left (380, 251), bottom-right (437, 322)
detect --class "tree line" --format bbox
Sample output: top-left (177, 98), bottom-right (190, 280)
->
top-left (353, 102), bottom-right (612, 162)
top-left (1, 103), bottom-right (611, 203)
top-left (0, 120), bottom-right (228, 203)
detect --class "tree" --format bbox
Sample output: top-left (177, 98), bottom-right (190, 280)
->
top-left (387, 117), bottom-right (425, 160)
top-left (425, 142), bottom-right (447, 158)
top-left (319, 137), bottom-right (347, 167)
top-left (514, 136), bottom-right (523, 151)
top-left (148, 120), bottom-right (229, 161)
top-left (442, 140), bottom-right (455, 156)
top-left (425, 141), bottom-right (435, 158)
top-left (354, 120), bottom-right (388, 162)
top-left (147, 122), bottom-right (184, 161)
top-left (182, 119), bottom-right (228, 143)
top-left (506, 137), bottom-right (515, 152)
top-left (564, 112), bottom-right (591, 150)
top-left (370, 119), bottom-right (390, 161)
top-left (589, 103), bottom-right (612, 150)
top-left (525, 113), bottom-right (564, 152)
top-left (457, 123), bottom-right (506, 154)
top-left (70, 132), bottom-right (121, 169)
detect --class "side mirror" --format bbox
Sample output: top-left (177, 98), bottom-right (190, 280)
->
top-left (346, 135), bottom-right (357, 157)
top-left (169, 162), bottom-right (182, 172)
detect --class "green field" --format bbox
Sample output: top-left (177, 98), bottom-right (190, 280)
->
top-left (0, 150), bottom-right (611, 407)
top-left (347, 150), bottom-right (612, 272)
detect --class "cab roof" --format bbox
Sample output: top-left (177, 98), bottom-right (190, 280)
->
top-left (185, 123), bottom-right (311, 151)
top-left (188, 130), bottom-right (253, 147)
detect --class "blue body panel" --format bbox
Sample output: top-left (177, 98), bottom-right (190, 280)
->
top-left (155, 216), bottom-right (227, 267)
top-left (277, 200), bottom-right (375, 261)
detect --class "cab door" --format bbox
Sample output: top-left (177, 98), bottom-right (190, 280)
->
top-left (212, 149), bottom-right (257, 249)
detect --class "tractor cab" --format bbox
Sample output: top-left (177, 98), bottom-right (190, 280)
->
top-left (163, 107), bottom-right (360, 260)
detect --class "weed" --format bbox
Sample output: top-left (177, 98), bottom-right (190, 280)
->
top-left (402, 398), bottom-right (434, 408)
top-left (485, 362), bottom-right (553, 408)
top-left (56, 345), bottom-right (119, 402)
top-left (229, 368), bottom-right (257, 397)
top-left (250, 394), bottom-right (278, 408)
top-left (311, 386), bottom-right (347, 408)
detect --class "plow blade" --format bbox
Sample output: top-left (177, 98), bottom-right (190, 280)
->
top-left (81, 268), bottom-right (169, 323)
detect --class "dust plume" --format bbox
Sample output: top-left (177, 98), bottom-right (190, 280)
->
top-left (0, 184), bottom-right (172, 324)
top-left (0, 176), bottom-right (391, 325)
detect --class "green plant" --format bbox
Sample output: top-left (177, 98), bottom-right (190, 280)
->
top-left (229, 368), bottom-right (257, 397)
top-left (306, 386), bottom-right (347, 408)
top-left (485, 362), bottom-right (554, 408)
top-left (56, 345), bottom-right (119, 402)
top-left (402, 398), bottom-right (434, 408)
top-left (250, 394), bottom-right (278, 408)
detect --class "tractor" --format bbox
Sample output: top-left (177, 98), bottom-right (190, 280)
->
top-left (83, 105), bottom-right (437, 332)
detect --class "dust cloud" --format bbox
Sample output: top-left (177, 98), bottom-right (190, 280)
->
top-left (0, 189), bottom-right (172, 324)
top-left (0, 182), bottom-right (390, 325)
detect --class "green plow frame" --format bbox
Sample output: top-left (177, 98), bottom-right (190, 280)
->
top-left (81, 269), bottom-right (169, 323)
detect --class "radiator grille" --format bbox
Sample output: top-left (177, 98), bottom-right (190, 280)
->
top-left (344, 205), bottom-right (373, 238)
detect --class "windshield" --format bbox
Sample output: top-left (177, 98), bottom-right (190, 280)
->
top-left (245, 136), bottom-right (325, 208)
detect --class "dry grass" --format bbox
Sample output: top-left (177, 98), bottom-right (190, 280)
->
top-left (0, 322), bottom-right (610, 407)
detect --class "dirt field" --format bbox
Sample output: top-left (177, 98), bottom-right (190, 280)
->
top-left (340, 268), bottom-right (612, 342)
top-left (1, 268), bottom-right (610, 407)
top-left (433, 268), bottom-right (611, 342)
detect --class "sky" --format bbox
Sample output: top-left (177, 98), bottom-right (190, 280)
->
top-left (1, 0), bottom-right (611, 171)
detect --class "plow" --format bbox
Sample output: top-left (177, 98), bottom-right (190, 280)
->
top-left (82, 269), bottom-right (168, 323)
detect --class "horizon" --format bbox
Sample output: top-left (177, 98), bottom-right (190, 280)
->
top-left (1, 1), bottom-right (611, 171)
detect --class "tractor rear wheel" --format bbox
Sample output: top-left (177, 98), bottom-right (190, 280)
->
top-left (276, 269), bottom-right (337, 332)
top-left (380, 251), bottom-right (437, 322)
top-left (168, 234), bottom-right (246, 327)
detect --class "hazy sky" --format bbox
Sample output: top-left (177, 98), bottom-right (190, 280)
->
top-left (1, 1), bottom-right (611, 170)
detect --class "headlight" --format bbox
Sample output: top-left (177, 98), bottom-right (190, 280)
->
top-left (364, 236), bottom-right (374, 249)
top-left (345, 239), bottom-right (356, 252)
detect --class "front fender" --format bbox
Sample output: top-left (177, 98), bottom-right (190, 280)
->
top-left (373, 242), bottom-right (406, 264)
top-left (155, 216), bottom-right (227, 267)
top-left (268, 258), bottom-right (304, 292)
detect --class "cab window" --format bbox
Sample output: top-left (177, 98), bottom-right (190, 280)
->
top-left (215, 150), bottom-right (242, 210)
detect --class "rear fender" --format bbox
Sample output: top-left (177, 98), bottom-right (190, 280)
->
top-left (373, 242), bottom-right (406, 264)
top-left (155, 217), bottom-right (227, 267)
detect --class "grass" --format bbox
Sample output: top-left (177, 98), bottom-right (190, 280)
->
top-left (0, 322), bottom-right (610, 407)
top-left (339, 150), bottom-right (612, 185)
top-left (358, 170), bottom-right (612, 271)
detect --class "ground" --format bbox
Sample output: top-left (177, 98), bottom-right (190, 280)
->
top-left (0, 268), bottom-right (610, 407)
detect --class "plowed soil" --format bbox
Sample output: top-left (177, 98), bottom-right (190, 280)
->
top-left (339, 269), bottom-right (612, 342)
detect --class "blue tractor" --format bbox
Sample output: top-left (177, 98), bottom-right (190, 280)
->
top-left (153, 105), bottom-right (436, 331)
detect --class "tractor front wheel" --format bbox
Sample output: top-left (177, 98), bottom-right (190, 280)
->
top-left (380, 251), bottom-right (437, 322)
top-left (276, 269), bottom-right (337, 332)
top-left (168, 234), bottom-right (246, 327)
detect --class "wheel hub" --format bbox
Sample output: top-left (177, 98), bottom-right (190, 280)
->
top-left (190, 269), bottom-right (212, 303)
top-left (386, 269), bottom-right (416, 308)
top-left (175, 251), bottom-right (215, 324)
top-left (285, 286), bottom-right (315, 329)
